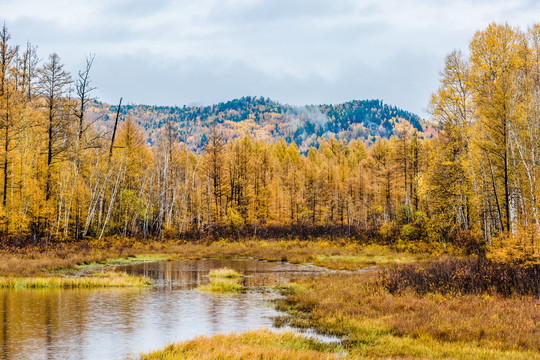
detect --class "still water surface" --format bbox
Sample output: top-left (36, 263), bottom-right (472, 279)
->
top-left (0, 258), bottom-right (324, 360)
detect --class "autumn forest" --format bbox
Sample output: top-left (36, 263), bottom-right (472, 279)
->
top-left (0, 23), bottom-right (538, 262)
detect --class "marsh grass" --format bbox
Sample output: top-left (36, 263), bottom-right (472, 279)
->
top-left (276, 272), bottom-right (540, 359)
top-left (198, 269), bottom-right (246, 293)
top-left (0, 272), bottom-right (152, 288)
top-left (208, 267), bottom-right (242, 278)
top-left (71, 254), bottom-right (174, 275)
top-left (197, 279), bottom-right (246, 293)
top-left (311, 251), bottom-right (424, 270)
top-left (138, 329), bottom-right (343, 360)
top-left (273, 282), bottom-right (308, 295)
top-left (0, 238), bottom-right (428, 276)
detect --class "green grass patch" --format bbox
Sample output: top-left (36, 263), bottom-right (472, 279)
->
top-left (0, 272), bottom-right (152, 288)
top-left (208, 267), bottom-right (242, 278)
top-left (198, 267), bottom-right (245, 293)
top-left (273, 282), bottom-right (309, 295)
top-left (198, 273), bottom-right (246, 293)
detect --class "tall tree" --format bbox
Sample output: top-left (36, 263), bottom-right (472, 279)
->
top-left (0, 24), bottom-right (19, 214)
top-left (469, 23), bottom-right (526, 233)
top-left (38, 53), bottom-right (72, 201)
top-left (74, 54), bottom-right (96, 160)
top-left (204, 123), bottom-right (225, 222)
top-left (428, 50), bottom-right (476, 234)
top-left (17, 42), bottom-right (39, 100)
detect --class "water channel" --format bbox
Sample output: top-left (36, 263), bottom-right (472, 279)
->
top-left (0, 258), bottom-right (326, 360)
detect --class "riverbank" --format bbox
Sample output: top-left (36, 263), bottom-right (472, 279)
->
top-left (275, 272), bottom-right (539, 359)
top-left (0, 238), bottom-right (429, 290)
top-left (140, 257), bottom-right (540, 360)
top-left (0, 271), bottom-right (151, 288)
top-left (139, 330), bottom-right (343, 359)
top-left (0, 238), bottom-right (429, 276)
top-left (3, 238), bottom-right (537, 359)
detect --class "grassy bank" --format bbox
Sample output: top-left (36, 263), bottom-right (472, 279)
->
top-left (138, 330), bottom-right (342, 360)
top-left (274, 271), bottom-right (540, 359)
top-left (0, 272), bottom-right (152, 288)
top-left (0, 238), bottom-right (428, 276)
top-left (140, 256), bottom-right (540, 359)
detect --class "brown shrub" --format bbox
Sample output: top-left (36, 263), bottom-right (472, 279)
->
top-left (379, 257), bottom-right (540, 297)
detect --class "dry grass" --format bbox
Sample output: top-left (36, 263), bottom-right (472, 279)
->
top-left (0, 238), bottom-right (427, 276)
top-left (208, 267), bottom-right (242, 278)
top-left (276, 273), bottom-right (540, 359)
top-left (197, 278), bottom-right (246, 293)
top-left (139, 271), bottom-right (540, 359)
top-left (0, 244), bottom-right (156, 276)
top-left (311, 250), bottom-right (424, 270)
top-left (0, 271), bottom-right (152, 288)
top-left (199, 268), bottom-right (245, 293)
top-left (186, 241), bottom-right (426, 270)
top-left (138, 330), bottom-right (343, 360)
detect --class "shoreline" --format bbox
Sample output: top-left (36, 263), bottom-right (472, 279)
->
top-left (2, 239), bottom-right (538, 359)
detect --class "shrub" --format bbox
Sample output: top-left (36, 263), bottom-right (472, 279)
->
top-left (451, 230), bottom-right (486, 256)
top-left (379, 257), bottom-right (540, 297)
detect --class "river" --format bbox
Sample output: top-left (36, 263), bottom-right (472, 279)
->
top-left (0, 258), bottom-right (325, 360)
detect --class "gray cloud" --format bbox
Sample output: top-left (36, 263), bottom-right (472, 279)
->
top-left (1, 0), bottom-right (540, 116)
top-left (208, 0), bottom-right (355, 24)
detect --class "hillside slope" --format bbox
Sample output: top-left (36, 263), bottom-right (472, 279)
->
top-left (88, 97), bottom-right (432, 152)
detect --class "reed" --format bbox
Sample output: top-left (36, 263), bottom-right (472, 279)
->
top-left (208, 267), bottom-right (242, 278)
top-left (198, 277), bottom-right (245, 293)
top-left (139, 330), bottom-right (342, 360)
top-left (0, 272), bottom-right (152, 288)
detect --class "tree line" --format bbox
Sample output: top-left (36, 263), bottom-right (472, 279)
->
top-left (1, 23), bottom-right (539, 259)
top-left (89, 96), bottom-right (425, 153)
top-left (428, 23), bottom-right (540, 257)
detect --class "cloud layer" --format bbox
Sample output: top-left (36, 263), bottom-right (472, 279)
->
top-left (2, 0), bottom-right (539, 115)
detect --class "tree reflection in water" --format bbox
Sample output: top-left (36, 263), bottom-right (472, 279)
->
top-left (0, 258), bottom-right (324, 360)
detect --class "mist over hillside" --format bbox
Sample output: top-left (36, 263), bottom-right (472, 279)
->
top-left (88, 97), bottom-right (433, 152)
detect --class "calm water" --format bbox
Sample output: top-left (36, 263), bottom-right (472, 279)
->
top-left (0, 258), bottom-right (324, 360)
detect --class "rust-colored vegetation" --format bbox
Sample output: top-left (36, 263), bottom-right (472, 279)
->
top-left (275, 261), bottom-right (540, 359)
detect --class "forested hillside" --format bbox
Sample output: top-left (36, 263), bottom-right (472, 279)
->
top-left (88, 97), bottom-right (430, 152)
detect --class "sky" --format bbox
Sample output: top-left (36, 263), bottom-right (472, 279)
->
top-left (1, 0), bottom-right (540, 117)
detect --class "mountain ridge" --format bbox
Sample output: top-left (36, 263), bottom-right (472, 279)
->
top-left (88, 96), bottom-right (434, 152)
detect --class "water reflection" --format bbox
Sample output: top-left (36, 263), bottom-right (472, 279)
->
top-left (116, 258), bottom-right (324, 289)
top-left (0, 258), bottom-right (324, 360)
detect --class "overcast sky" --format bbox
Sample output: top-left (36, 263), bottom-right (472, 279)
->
top-left (1, 0), bottom-right (539, 116)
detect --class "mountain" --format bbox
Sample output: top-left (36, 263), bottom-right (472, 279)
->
top-left (87, 97), bottom-right (432, 152)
